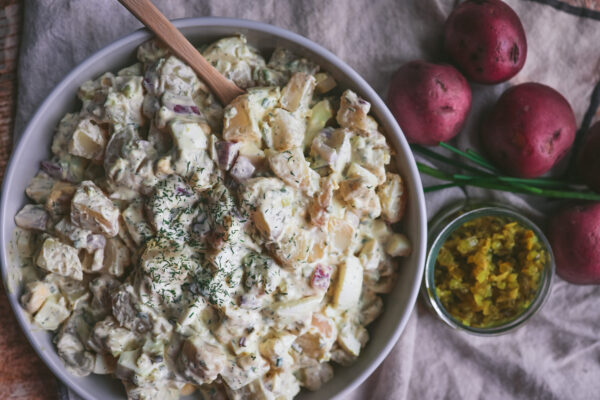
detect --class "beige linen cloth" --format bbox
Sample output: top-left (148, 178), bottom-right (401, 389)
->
top-left (15, 1), bottom-right (600, 399)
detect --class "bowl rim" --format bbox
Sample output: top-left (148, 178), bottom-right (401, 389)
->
top-left (423, 204), bottom-right (555, 336)
top-left (0, 17), bottom-right (427, 400)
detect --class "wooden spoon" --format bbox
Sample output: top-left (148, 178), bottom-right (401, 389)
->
top-left (118, 0), bottom-right (245, 105)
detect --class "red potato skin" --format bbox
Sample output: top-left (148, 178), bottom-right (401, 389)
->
top-left (444, 0), bottom-right (527, 84)
top-left (576, 121), bottom-right (600, 193)
top-left (481, 83), bottom-right (576, 178)
top-left (549, 203), bottom-right (600, 285)
top-left (387, 60), bottom-right (472, 146)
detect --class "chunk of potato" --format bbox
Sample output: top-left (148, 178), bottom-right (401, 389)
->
top-left (377, 172), bottom-right (407, 223)
top-left (333, 256), bottom-right (363, 309)
top-left (104, 76), bottom-right (144, 128)
top-left (26, 172), bottom-right (56, 204)
top-left (51, 113), bottom-right (79, 157)
top-left (178, 337), bottom-right (227, 385)
top-left (280, 72), bottom-right (316, 113)
top-left (36, 237), bottom-right (83, 280)
top-left (272, 296), bottom-right (321, 318)
top-left (359, 239), bottom-right (385, 271)
top-left (33, 295), bottom-right (70, 331)
top-left (15, 204), bottom-right (48, 231)
top-left (385, 233), bottom-right (411, 257)
top-left (68, 118), bottom-right (108, 160)
top-left (336, 90), bottom-right (378, 131)
top-left (314, 72), bottom-right (337, 94)
top-left (45, 182), bottom-right (77, 217)
top-left (310, 128), bottom-right (352, 175)
top-left (338, 178), bottom-right (381, 219)
top-left (21, 281), bottom-right (52, 314)
top-left (328, 217), bottom-right (355, 256)
top-left (222, 95), bottom-right (261, 144)
top-left (122, 199), bottom-right (153, 246)
top-left (269, 108), bottom-right (306, 151)
top-left (169, 119), bottom-right (212, 178)
top-left (337, 325), bottom-right (362, 356)
top-left (304, 99), bottom-right (333, 149)
top-left (267, 148), bottom-right (310, 188)
top-left (103, 237), bottom-right (131, 277)
top-left (71, 181), bottom-right (120, 237)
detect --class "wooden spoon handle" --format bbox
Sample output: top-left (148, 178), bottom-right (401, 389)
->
top-left (118, 0), bottom-right (244, 105)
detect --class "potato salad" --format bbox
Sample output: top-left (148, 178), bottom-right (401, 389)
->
top-left (13, 36), bottom-right (411, 400)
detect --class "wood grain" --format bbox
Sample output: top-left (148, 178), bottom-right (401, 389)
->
top-left (0, 1), bottom-right (59, 399)
top-left (118, 0), bottom-right (245, 105)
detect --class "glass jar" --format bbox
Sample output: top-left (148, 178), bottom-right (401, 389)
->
top-left (422, 200), bottom-right (555, 335)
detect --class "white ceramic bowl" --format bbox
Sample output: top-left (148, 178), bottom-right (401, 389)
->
top-left (0, 17), bottom-right (426, 400)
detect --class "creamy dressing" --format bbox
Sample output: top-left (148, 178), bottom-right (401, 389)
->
top-left (13, 35), bottom-right (411, 400)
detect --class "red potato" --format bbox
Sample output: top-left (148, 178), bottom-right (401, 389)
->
top-left (576, 121), bottom-right (600, 193)
top-left (444, 0), bottom-right (527, 84)
top-left (387, 60), bottom-right (472, 146)
top-left (548, 203), bottom-right (600, 285)
top-left (481, 83), bottom-right (576, 178)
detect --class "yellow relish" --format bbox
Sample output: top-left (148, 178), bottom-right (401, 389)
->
top-left (434, 215), bottom-right (549, 328)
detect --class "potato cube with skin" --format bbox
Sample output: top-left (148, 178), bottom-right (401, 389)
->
top-left (280, 72), bottom-right (316, 113)
top-left (336, 90), bottom-right (378, 131)
top-left (333, 256), bottom-right (364, 309)
top-left (33, 295), bottom-right (71, 331)
top-left (377, 172), bottom-right (407, 223)
top-left (115, 348), bottom-right (141, 381)
top-left (310, 128), bottom-right (352, 175)
top-left (259, 333), bottom-right (296, 367)
top-left (273, 296), bottom-right (322, 320)
top-left (304, 99), bottom-right (333, 148)
top-left (122, 199), bottom-right (153, 245)
top-left (247, 86), bottom-right (281, 121)
top-left (178, 337), bottom-right (227, 385)
top-left (94, 353), bottom-right (117, 375)
top-left (385, 233), bottom-right (411, 257)
top-left (244, 178), bottom-right (292, 240)
top-left (328, 217), bottom-right (355, 256)
top-left (21, 280), bottom-right (52, 314)
top-left (71, 181), bottom-right (119, 237)
top-left (223, 95), bottom-right (262, 144)
top-left (215, 140), bottom-right (240, 171)
top-left (15, 204), bottom-right (48, 231)
top-left (104, 76), bottom-right (144, 128)
top-left (68, 118), bottom-right (108, 160)
top-left (169, 119), bottom-right (211, 177)
top-left (103, 237), bottom-right (131, 277)
top-left (26, 172), bottom-right (56, 204)
top-left (337, 324), bottom-right (362, 356)
top-left (272, 227), bottom-right (314, 266)
top-left (237, 140), bottom-right (266, 166)
top-left (46, 182), bottom-right (76, 217)
top-left (52, 113), bottom-right (79, 157)
top-left (315, 72), bottom-right (337, 94)
top-left (268, 148), bottom-right (310, 188)
top-left (80, 248), bottom-right (104, 273)
top-left (36, 237), bottom-right (83, 281)
top-left (347, 162), bottom-right (379, 186)
top-left (230, 155), bottom-right (255, 182)
top-left (338, 178), bottom-right (381, 219)
top-left (359, 239), bottom-right (384, 271)
top-left (269, 108), bottom-right (306, 151)
top-left (221, 353), bottom-right (270, 390)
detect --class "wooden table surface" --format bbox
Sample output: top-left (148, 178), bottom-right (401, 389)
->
top-left (0, 1), bottom-right (59, 399)
top-left (0, 0), bottom-right (598, 399)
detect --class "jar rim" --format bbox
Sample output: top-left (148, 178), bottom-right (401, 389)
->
top-left (422, 202), bottom-right (555, 336)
